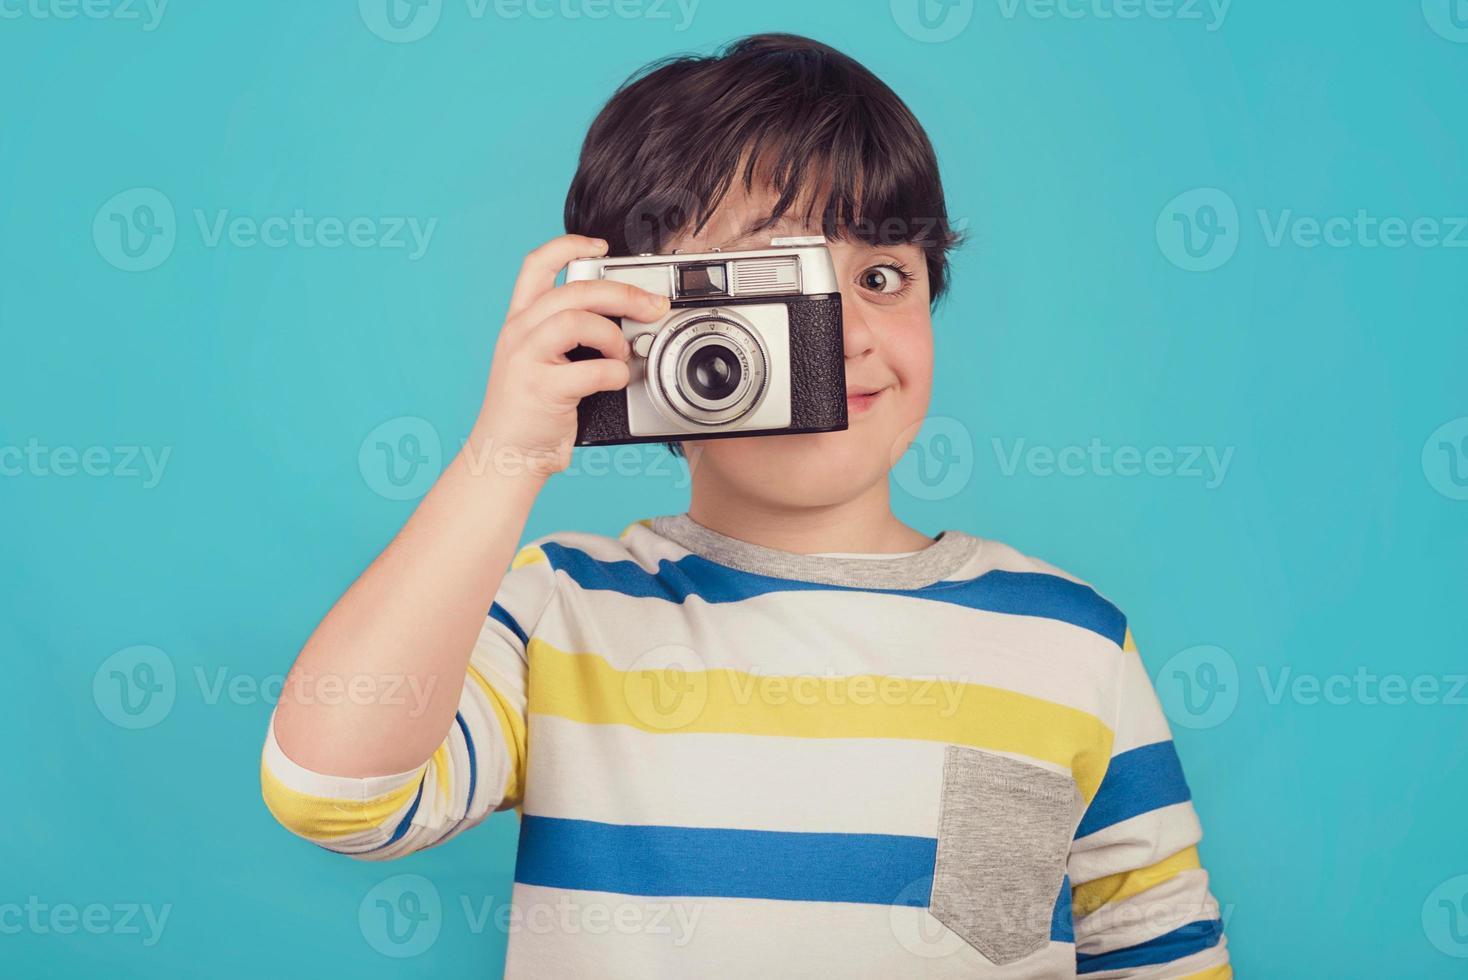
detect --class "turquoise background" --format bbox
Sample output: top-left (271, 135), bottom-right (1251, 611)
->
top-left (3, 1), bottom-right (1466, 976)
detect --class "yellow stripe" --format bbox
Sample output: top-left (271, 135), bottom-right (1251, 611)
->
top-left (431, 744), bottom-right (451, 802)
top-left (619, 519), bottom-right (654, 538)
top-left (1178, 966), bottom-right (1231, 980)
top-left (1072, 845), bottom-right (1201, 917)
top-left (527, 640), bottom-right (1114, 801)
top-left (259, 758), bottom-right (423, 840)
top-left (1123, 627), bottom-right (1138, 653)
top-left (467, 664), bottom-right (527, 805)
top-left (511, 544), bottom-right (547, 570)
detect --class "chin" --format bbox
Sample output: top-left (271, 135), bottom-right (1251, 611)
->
top-left (687, 427), bottom-right (893, 506)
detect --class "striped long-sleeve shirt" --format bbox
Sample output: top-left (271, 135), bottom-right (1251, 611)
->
top-left (260, 512), bottom-right (1231, 978)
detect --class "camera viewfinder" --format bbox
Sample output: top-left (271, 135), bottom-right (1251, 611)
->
top-left (676, 262), bottom-right (729, 298)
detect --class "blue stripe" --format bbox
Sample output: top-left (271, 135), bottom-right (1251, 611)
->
top-left (1076, 740), bottom-right (1192, 839)
top-left (1076, 918), bottom-right (1223, 973)
top-left (1052, 874), bottom-right (1074, 944)
top-left (516, 816), bottom-right (937, 905)
top-left (518, 817), bottom-right (1076, 943)
top-left (539, 542), bottom-right (1126, 645)
top-left (488, 602), bottom-right (529, 646)
top-left (368, 774), bottom-right (425, 851)
top-left (455, 711), bottom-right (476, 812)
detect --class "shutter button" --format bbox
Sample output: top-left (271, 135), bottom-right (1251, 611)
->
top-left (631, 333), bottom-right (656, 358)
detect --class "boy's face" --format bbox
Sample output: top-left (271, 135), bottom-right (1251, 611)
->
top-left (663, 181), bottom-right (935, 509)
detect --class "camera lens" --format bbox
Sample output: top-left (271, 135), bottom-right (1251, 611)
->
top-left (685, 344), bottom-right (742, 401)
top-left (647, 311), bottom-right (769, 427)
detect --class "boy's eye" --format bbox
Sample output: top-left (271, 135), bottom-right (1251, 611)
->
top-left (858, 264), bottom-right (909, 294)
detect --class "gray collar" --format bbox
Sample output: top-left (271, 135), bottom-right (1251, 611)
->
top-left (650, 512), bottom-right (981, 590)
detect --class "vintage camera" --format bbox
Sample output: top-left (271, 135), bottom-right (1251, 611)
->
top-left (564, 239), bottom-right (847, 446)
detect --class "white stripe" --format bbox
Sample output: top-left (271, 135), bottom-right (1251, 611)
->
top-left (532, 586), bottom-right (1120, 721)
top-left (1068, 802), bottom-right (1203, 886)
top-left (1111, 650), bottom-right (1175, 753)
top-left (531, 715), bottom-right (885, 835)
top-left (262, 708), bottom-right (422, 800)
top-left (523, 715), bottom-right (1077, 836)
top-left (1081, 938), bottom-right (1229, 979)
top-left (503, 883), bottom-right (1074, 979)
top-left (1075, 869), bottom-right (1219, 954)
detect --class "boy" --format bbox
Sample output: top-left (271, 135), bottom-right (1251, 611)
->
top-left (261, 33), bottom-right (1231, 978)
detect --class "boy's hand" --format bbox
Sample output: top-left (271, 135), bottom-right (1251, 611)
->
top-left (470, 234), bottom-right (671, 479)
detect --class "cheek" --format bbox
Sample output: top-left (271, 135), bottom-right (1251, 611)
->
top-left (888, 314), bottom-right (935, 404)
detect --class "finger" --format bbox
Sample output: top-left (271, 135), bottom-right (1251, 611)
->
top-left (526, 310), bottom-right (630, 363)
top-left (511, 278), bottom-right (670, 337)
top-left (506, 234), bottom-right (609, 320)
top-left (542, 357), bottom-right (632, 403)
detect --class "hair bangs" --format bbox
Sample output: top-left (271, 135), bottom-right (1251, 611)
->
top-left (565, 33), bottom-right (961, 303)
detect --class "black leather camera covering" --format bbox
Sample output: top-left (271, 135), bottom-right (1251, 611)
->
top-left (568, 294), bottom-right (847, 447)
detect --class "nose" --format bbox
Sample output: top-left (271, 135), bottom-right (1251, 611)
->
top-left (841, 294), bottom-right (876, 361)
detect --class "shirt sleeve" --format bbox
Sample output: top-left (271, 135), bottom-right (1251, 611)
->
top-left (1067, 627), bottom-right (1232, 978)
top-left (258, 537), bottom-right (557, 860)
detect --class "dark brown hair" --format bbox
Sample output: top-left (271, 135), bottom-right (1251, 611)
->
top-left (563, 33), bottom-right (963, 460)
top-left (563, 33), bottom-right (961, 458)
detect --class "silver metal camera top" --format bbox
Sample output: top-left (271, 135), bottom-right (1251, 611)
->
top-left (564, 242), bottom-right (839, 299)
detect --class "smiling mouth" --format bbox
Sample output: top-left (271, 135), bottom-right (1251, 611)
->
top-left (846, 387), bottom-right (889, 413)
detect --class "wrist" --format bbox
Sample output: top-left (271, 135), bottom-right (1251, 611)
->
top-left (453, 438), bottom-right (549, 493)
top-left (457, 424), bottom-right (557, 489)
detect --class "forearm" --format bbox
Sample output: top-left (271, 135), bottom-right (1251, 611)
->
top-left (273, 433), bottom-right (546, 777)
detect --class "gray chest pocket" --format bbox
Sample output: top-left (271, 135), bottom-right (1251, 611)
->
top-left (930, 746), bottom-right (1080, 966)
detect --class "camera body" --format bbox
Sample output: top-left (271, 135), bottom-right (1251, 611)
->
top-left (564, 240), bottom-right (848, 447)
